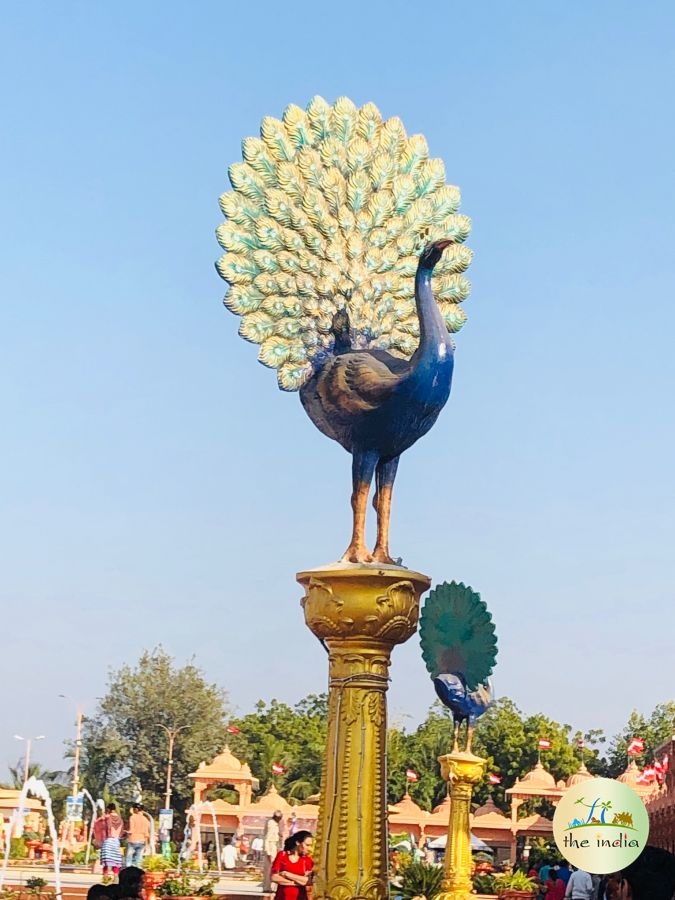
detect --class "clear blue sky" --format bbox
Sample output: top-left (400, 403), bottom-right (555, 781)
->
top-left (2, 1), bottom-right (674, 775)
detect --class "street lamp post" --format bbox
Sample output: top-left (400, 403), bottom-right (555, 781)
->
top-left (13, 734), bottom-right (45, 784)
top-left (59, 696), bottom-right (84, 798)
top-left (156, 724), bottom-right (189, 809)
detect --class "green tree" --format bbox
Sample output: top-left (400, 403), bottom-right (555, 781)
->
top-left (398, 706), bottom-right (454, 810)
top-left (225, 694), bottom-right (328, 801)
top-left (606, 702), bottom-right (675, 776)
top-left (78, 647), bottom-right (229, 813)
top-left (472, 697), bottom-right (527, 809)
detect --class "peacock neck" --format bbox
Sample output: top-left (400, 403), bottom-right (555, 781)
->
top-left (415, 266), bottom-right (450, 357)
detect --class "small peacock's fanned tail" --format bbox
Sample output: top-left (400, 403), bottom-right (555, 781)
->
top-left (419, 581), bottom-right (498, 691)
top-left (216, 96), bottom-right (473, 391)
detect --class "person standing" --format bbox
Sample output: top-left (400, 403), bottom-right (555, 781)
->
top-left (271, 832), bottom-right (314, 900)
top-left (223, 838), bottom-right (238, 870)
top-left (564, 867), bottom-right (594, 899)
top-left (262, 811), bottom-right (283, 892)
top-left (557, 861), bottom-right (571, 887)
top-left (126, 804), bottom-right (150, 867)
top-left (539, 861), bottom-right (552, 886)
top-left (251, 835), bottom-right (263, 864)
top-left (543, 870), bottom-right (566, 900)
top-left (100, 803), bottom-right (124, 877)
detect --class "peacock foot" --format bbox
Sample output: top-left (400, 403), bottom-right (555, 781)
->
top-left (372, 545), bottom-right (395, 565)
top-left (341, 542), bottom-right (374, 563)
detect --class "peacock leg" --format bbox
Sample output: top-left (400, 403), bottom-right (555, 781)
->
top-left (372, 457), bottom-right (399, 564)
top-left (341, 451), bottom-right (378, 563)
top-left (466, 723), bottom-right (475, 754)
top-left (452, 719), bottom-right (461, 753)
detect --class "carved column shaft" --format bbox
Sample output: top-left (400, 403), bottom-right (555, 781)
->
top-left (298, 564), bottom-right (430, 900)
top-left (437, 752), bottom-right (487, 900)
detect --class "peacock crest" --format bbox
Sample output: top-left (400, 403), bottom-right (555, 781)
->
top-left (419, 581), bottom-right (498, 691)
top-left (216, 96), bottom-right (473, 391)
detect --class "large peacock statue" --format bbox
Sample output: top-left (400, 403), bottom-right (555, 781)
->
top-left (216, 96), bottom-right (473, 564)
top-left (419, 581), bottom-right (498, 754)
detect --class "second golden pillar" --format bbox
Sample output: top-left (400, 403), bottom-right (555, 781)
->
top-left (298, 563), bottom-right (430, 900)
top-left (436, 752), bottom-right (487, 900)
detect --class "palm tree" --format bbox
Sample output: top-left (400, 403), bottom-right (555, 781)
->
top-left (3, 759), bottom-right (64, 789)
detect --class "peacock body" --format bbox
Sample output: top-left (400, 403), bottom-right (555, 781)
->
top-left (419, 581), bottom-right (498, 753)
top-left (216, 97), bottom-right (473, 563)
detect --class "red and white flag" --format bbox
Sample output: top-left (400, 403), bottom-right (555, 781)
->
top-left (577, 738), bottom-right (585, 749)
top-left (226, 725), bottom-right (241, 734)
top-left (662, 753), bottom-right (669, 772)
top-left (641, 765), bottom-right (657, 783)
top-left (405, 768), bottom-right (419, 782)
top-left (627, 737), bottom-right (645, 756)
top-left (271, 762), bottom-right (285, 775)
top-left (488, 773), bottom-right (502, 784)
top-left (538, 739), bottom-right (552, 750)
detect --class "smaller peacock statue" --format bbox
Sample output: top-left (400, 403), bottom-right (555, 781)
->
top-left (419, 581), bottom-right (498, 754)
top-left (216, 96), bottom-right (473, 563)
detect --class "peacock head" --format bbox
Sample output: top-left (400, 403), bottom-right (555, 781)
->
top-left (419, 239), bottom-right (452, 271)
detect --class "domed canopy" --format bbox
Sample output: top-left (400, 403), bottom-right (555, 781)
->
top-left (521, 761), bottom-right (556, 788)
top-left (388, 792), bottom-right (426, 817)
top-left (189, 746), bottom-right (256, 782)
top-left (246, 783), bottom-right (292, 813)
top-left (617, 759), bottom-right (641, 787)
top-left (506, 761), bottom-right (563, 803)
top-left (472, 797), bottom-right (509, 824)
top-left (616, 759), bottom-right (656, 798)
top-left (432, 792), bottom-right (451, 815)
top-left (566, 762), bottom-right (595, 787)
top-left (189, 745), bottom-right (259, 807)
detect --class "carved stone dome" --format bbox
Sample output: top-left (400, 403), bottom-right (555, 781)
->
top-left (617, 759), bottom-right (641, 788)
top-left (520, 761), bottom-right (556, 788)
top-left (567, 762), bottom-right (595, 787)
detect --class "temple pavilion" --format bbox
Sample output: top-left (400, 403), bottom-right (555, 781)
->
top-left (189, 747), bottom-right (661, 864)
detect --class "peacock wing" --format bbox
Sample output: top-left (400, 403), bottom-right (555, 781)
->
top-left (217, 97), bottom-right (473, 392)
top-left (419, 581), bottom-right (498, 691)
top-left (313, 352), bottom-right (409, 417)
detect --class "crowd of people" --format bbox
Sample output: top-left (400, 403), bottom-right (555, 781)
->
top-left (525, 847), bottom-right (675, 900)
top-left (86, 805), bottom-right (314, 900)
top-left (84, 814), bottom-right (314, 900)
top-left (84, 803), bottom-right (675, 900)
top-left (93, 803), bottom-right (151, 875)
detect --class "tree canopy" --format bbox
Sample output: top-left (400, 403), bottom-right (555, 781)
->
top-left (78, 647), bottom-right (229, 812)
top-left (61, 646), bottom-right (675, 820)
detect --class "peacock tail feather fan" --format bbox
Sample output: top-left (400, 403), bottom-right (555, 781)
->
top-left (419, 581), bottom-right (498, 692)
top-left (216, 96), bottom-right (473, 391)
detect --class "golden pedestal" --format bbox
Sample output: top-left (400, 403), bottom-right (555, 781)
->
top-left (436, 752), bottom-right (487, 900)
top-left (298, 563), bottom-right (431, 900)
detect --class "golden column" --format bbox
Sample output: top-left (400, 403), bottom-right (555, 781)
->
top-left (436, 752), bottom-right (487, 900)
top-left (298, 563), bottom-right (430, 900)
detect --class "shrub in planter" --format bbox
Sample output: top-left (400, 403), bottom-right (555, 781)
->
top-left (144, 856), bottom-right (174, 872)
top-left (9, 838), bottom-right (27, 860)
top-left (156, 873), bottom-right (216, 898)
top-left (495, 870), bottom-right (538, 898)
top-left (397, 861), bottom-right (444, 900)
top-left (473, 872), bottom-right (498, 895)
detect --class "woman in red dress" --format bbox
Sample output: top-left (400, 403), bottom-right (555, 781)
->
top-left (542, 869), bottom-right (565, 900)
top-left (271, 831), bottom-right (314, 900)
